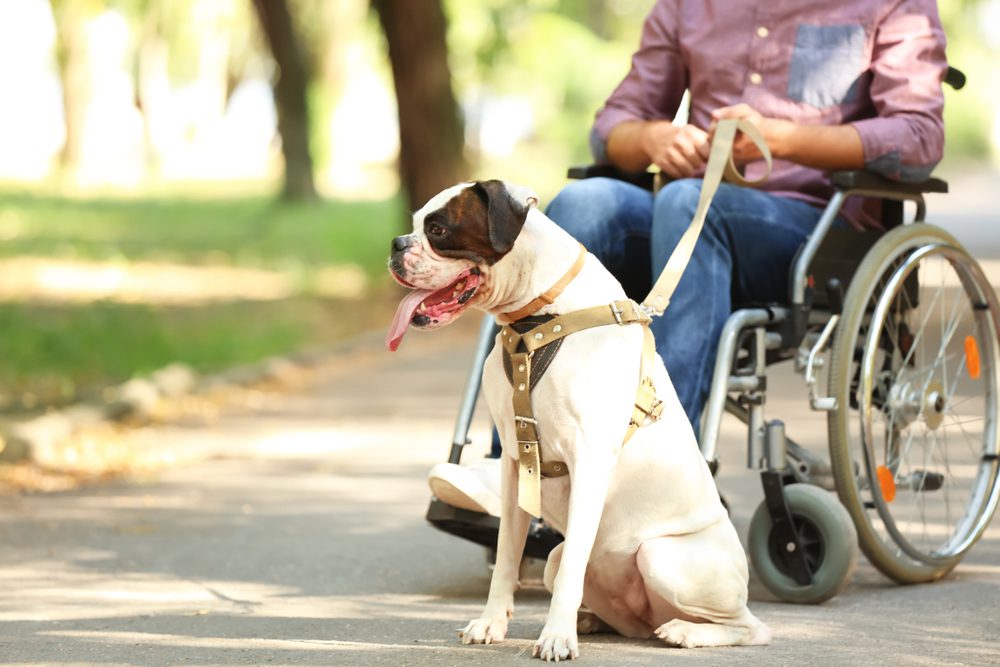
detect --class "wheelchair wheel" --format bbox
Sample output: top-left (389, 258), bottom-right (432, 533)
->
top-left (748, 484), bottom-right (858, 604)
top-left (828, 223), bottom-right (1000, 583)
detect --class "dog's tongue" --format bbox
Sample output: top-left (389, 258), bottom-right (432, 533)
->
top-left (386, 288), bottom-right (434, 351)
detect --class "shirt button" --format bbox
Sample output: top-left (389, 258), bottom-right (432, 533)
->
top-left (756, 26), bottom-right (769, 38)
top-left (749, 72), bottom-right (763, 85)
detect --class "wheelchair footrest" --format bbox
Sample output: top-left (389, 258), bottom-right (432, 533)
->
top-left (425, 498), bottom-right (563, 560)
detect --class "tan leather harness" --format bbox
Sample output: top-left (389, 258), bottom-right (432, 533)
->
top-left (499, 299), bottom-right (664, 518)
top-left (497, 118), bottom-right (771, 518)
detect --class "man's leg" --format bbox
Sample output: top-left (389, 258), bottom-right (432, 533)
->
top-left (545, 177), bottom-right (654, 301)
top-left (649, 179), bottom-right (826, 432)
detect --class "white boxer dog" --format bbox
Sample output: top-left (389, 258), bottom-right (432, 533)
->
top-left (387, 180), bottom-right (771, 661)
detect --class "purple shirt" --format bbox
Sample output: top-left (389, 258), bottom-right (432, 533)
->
top-left (592, 0), bottom-right (948, 229)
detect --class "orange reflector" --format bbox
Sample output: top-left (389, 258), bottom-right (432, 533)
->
top-left (965, 335), bottom-right (981, 380)
top-left (877, 465), bottom-right (896, 503)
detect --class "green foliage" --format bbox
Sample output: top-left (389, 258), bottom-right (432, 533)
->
top-left (938, 0), bottom-right (999, 161)
top-left (444, 1), bottom-right (645, 196)
top-left (0, 190), bottom-right (404, 410)
top-left (0, 300), bottom-right (307, 407)
top-left (0, 191), bottom-right (402, 276)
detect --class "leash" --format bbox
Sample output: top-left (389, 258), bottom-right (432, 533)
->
top-left (501, 118), bottom-right (772, 518)
top-left (641, 118), bottom-right (772, 316)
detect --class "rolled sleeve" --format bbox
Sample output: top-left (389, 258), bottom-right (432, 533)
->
top-left (590, 0), bottom-right (687, 162)
top-left (850, 0), bottom-right (947, 181)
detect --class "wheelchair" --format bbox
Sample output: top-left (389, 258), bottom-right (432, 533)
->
top-left (426, 67), bottom-right (1000, 604)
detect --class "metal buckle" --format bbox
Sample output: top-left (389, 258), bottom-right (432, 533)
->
top-left (514, 415), bottom-right (538, 428)
top-left (610, 302), bottom-right (625, 324)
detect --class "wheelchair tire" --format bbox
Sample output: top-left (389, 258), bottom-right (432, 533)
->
top-left (828, 223), bottom-right (1000, 583)
top-left (748, 484), bottom-right (858, 604)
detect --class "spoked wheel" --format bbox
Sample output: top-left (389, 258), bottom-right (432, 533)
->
top-left (828, 224), bottom-right (1000, 583)
top-left (748, 484), bottom-right (858, 604)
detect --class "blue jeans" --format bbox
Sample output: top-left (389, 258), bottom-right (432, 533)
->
top-left (543, 177), bottom-right (827, 434)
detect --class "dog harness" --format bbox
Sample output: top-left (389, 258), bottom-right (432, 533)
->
top-left (497, 118), bottom-right (771, 518)
top-left (499, 300), bottom-right (664, 517)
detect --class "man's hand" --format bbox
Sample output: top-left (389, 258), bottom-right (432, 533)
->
top-left (710, 103), bottom-right (864, 171)
top-left (605, 104), bottom-right (862, 174)
top-left (639, 121), bottom-right (711, 179)
top-left (605, 120), bottom-right (710, 176)
top-left (710, 104), bottom-right (793, 165)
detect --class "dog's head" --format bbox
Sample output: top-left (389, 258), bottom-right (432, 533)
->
top-left (386, 180), bottom-right (537, 351)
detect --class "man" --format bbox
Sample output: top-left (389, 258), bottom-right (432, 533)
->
top-left (429, 0), bottom-right (948, 514)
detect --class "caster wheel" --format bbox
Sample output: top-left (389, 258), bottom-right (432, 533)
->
top-left (748, 483), bottom-right (858, 604)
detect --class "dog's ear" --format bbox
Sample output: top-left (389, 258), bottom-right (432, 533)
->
top-left (474, 180), bottom-right (530, 255)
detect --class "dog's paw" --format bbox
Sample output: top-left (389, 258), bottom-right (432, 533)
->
top-left (655, 619), bottom-right (694, 647)
top-left (459, 617), bottom-right (508, 645)
top-left (533, 626), bottom-right (578, 661)
top-left (655, 619), bottom-right (751, 648)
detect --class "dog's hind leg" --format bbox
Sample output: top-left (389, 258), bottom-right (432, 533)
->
top-left (461, 454), bottom-right (532, 645)
top-left (637, 522), bottom-right (772, 648)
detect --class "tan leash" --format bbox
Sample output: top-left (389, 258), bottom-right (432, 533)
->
top-left (503, 118), bottom-right (772, 518)
top-left (642, 118), bottom-right (772, 316)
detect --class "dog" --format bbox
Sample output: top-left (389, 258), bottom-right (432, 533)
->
top-left (387, 180), bottom-right (771, 660)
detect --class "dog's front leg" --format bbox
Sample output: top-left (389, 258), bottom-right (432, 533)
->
top-left (535, 456), bottom-right (612, 661)
top-left (461, 453), bottom-right (531, 645)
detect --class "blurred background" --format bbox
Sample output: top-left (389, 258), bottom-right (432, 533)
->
top-left (0, 0), bottom-right (997, 417)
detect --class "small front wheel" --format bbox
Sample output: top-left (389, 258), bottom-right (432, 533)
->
top-left (748, 484), bottom-right (858, 604)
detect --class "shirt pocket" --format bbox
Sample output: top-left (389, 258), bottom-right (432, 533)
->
top-left (787, 24), bottom-right (866, 108)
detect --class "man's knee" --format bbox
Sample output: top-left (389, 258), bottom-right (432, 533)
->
top-left (653, 178), bottom-right (702, 223)
top-left (546, 177), bottom-right (622, 234)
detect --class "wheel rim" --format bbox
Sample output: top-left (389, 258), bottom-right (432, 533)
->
top-left (767, 514), bottom-right (826, 578)
top-left (855, 242), bottom-right (1000, 565)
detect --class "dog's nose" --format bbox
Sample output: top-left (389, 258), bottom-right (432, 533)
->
top-left (392, 235), bottom-right (414, 252)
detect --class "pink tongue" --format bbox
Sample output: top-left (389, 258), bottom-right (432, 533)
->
top-left (386, 288), bottom-right (434, 351)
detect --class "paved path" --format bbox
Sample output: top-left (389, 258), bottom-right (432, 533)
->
top-left (1, 313), bottom-right (998, 666)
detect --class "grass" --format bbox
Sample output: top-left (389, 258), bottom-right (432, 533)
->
top-left (0, 191), bottom-right (404, 275)
top-left (0, 190), bottom-right (406, 413)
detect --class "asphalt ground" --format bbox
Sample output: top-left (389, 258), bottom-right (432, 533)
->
top-left (1, 312), bottom-right (998, 666)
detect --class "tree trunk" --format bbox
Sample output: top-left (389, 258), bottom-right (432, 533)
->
top-left (251, 0), bottom-right (317, 202)
top-left (53, 0), bottom-right (90, 177)
top-left (372, 0), bottom-right (467, 216)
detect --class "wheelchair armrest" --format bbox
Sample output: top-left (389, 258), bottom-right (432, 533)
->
top-left (830, 170), bottom-right (949, 196)
top-left (567, 164), bottom-right (655, 191)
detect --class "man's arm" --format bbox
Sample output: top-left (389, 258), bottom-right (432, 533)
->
top-left (607, 120), bottom-right (711, 178)
top-left (607, 107), bottom-right (865, 176)
top-left (849, 0), bottom-right (946, 181)
top-left (590, 1), bottom-right (687, 168)
top-left (711, 104), bottom-right (865, 171)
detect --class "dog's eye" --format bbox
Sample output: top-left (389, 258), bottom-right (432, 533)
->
top-left (426, 222), bottom-right (447, 237)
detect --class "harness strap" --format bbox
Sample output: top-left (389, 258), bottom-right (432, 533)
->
top-left (501, 299), bottom-right (653, 518)
top-left (623, 326), bottom-right (664, 444)
top-left (502, 315), bottom-right (563, 386)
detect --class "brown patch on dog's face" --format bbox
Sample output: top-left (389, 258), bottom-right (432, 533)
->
top-left (422, 180), bottom-right (528, 265)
